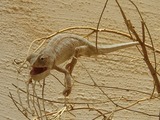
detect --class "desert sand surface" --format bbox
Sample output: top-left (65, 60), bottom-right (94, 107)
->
top-left (1, 0), bottom-right (160, 120)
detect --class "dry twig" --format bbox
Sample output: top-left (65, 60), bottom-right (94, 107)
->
top-left (115, 0), bottom-right (160, 93)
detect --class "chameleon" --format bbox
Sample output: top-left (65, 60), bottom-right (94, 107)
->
top-left (27, 33), bottom-right (138, 96)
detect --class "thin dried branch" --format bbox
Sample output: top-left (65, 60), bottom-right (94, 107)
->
top-left (96, 96), bottom-right (160, 119)
top-left (74, 80), bottom-right (151, 96)
top-left (80, 60), bottom-right (160, 119)
top-left (9, 92), bottom-right (31, 120)
top-left (21, 27), bottom-right (160, 60)
top-left (17, 26), bottom-right (160, 73)
top-left (31, 82), bottom-right (40, 118)
top-left (42, 79), bottom-right (48, 120)
top-left (128, 0), bottom-right (157, 70)
top-left (69, 106), bottom-right (107, 119)
top-left (115, 0), bottom-right (160, 93)
top-left (95, 0), bottom-right (109, 51)
top-left (12, 84), bottom-right (113, 104)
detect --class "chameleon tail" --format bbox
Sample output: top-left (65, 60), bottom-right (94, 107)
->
top-left (98, 41), bottom-right (138, 54)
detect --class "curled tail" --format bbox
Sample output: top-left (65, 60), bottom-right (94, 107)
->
top-left (97, 41), bottom-right (138, 54)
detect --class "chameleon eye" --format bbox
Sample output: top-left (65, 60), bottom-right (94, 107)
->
top-left (39, 54), bottom-right (49, 63)
top-left (40, 57), bottom-right (45, 61)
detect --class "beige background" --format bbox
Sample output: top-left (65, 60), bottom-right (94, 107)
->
top-left (1, 0), bottom-right (160, 120)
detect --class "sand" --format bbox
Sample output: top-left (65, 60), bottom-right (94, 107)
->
top-left (0, 0), bottom-right (160, 119)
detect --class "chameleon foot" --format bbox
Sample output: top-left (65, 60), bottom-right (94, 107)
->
top-left (63, 87), bottom-right (72, 96)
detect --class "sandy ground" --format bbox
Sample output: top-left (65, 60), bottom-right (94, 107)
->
top-left (1, 0), bottom-right (160, 120)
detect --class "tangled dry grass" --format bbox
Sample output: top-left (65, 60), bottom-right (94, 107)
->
top-left (9, 0), bottom-right (160, 120)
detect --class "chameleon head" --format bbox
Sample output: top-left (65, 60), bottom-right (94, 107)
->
top-left (27, 53), bottom-right (53, 81)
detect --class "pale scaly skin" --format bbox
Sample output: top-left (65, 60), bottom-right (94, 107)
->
top-left (27, 33), bottom-right (139, 96)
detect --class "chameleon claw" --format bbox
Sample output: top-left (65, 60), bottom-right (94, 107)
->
top-left (63, 87), bottom-right (72, 96)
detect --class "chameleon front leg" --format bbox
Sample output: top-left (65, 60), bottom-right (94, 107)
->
top-left (53, 65), bottom-right (72, 96)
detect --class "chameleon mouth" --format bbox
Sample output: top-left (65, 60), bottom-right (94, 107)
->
top-left (30, 67), bottom-right (48, 75)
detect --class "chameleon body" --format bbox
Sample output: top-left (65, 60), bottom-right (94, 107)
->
top-left (27, 33), bottom-right (138, 96)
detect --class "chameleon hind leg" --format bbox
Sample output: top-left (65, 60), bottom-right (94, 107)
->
top-left (57, 46), bottom-right (95, 96)
top-left (65, 56), bottom-right (77, 74)
top-left (65, 46), bottom-right (92, 74)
